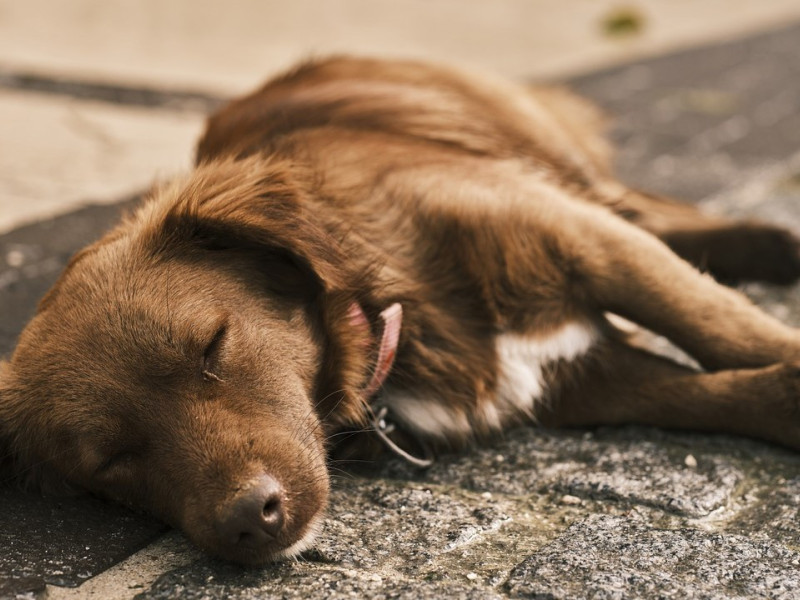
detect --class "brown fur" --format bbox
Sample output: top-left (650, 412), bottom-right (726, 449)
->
top-left (2, 57), bottom-right (800, 564)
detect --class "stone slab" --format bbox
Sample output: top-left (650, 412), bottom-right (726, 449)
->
top-left (727, 476), bottom-right (800, 549)
top-left (0, 198), bottom-right (139, 355)
top-left (130, 479), bottom-right (519, 599)
top-left (0, 89), bottom-right (202, 234)
top-left (0, 487), bottom-right (166, 593)
top-left (379, 428), bottom-right (747, 518)
top-left (571, 21), bottom-right (800, 202)
top-left (45, 533), bottom-right (200, 600)
top-left (129, 428), bottom-right (800, 600)
top-left (137, 560), bottom-right (504, 600)
top-left (504, 514), bottom-right (800, 600)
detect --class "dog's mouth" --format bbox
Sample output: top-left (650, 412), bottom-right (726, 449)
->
top-left (275, 512), bottom-right (326, 559)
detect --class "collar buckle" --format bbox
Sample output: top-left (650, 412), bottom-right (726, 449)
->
top-left (370, 405), bottom-right (435, 469)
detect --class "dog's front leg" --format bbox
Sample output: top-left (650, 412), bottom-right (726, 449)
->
top-left (544, 199), bottom-right (800, 371)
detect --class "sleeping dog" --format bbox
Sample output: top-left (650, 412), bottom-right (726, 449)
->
top-left (2, 57), bottom-right (800, 565)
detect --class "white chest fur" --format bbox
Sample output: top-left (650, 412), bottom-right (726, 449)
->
top-left (494, 322), bottom-right (598, 416)
top-left (383, 321), bottom-right (598, 439)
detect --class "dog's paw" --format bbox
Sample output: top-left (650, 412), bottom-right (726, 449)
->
top-left (669, 224), bottom-right (800, 285)
top-left (766, 362), bottom-right (800, 450)
top-left (742, 226), bottom-right (800, 285)
top-left (716, 225), bottom-right (800, 285)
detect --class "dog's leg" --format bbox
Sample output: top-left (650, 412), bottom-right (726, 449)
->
top-left (604, 189), bottom-right (800, 284)
top-left (499, 196), bottom-right (800, 370)
top-left (537, 337), bottom-right (800, 450)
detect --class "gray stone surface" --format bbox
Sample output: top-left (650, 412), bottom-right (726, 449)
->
top-left (571, 22), bottom-right (800, 203)
top-left (138, 560), bottom-right (504, 600)
top-left (382, 428), bottom-right (745, 517)
top-left (504, 514), bottom-right (800, 600)
top-left (0, 199), bottom-right (140, 352)
top-left (2, 20), bottom-right (800, 600)
top-left (0, 487), bottom-right (166, 593)
top-left (126, 426), bottom-right (800, 599)
top-left (136, 480), bottom-right (515, 600)
top-left (728, 476), bottom-right (800, 549)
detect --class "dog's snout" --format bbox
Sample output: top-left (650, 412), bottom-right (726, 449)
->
top-left (216, 474), bottom-right (285, 547)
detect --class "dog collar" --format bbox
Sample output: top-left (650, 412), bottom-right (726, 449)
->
top-left (348, 302), bottom-right (403, 398)
top-left (347, 302), bottom-right (434, 468)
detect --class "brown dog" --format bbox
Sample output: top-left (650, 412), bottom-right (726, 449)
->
top-left (2, 57), bottom-right (800, 565)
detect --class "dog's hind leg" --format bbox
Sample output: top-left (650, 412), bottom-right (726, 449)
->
top-left (601, 189), bottom-right (800, 285)
top-left (536, 337), bottom-right (800, 450)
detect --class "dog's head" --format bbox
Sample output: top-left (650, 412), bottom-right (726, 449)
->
top-left (0, 156), bottom-right (372, 564)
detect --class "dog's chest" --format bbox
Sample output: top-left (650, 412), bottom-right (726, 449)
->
top-left (494, 322), bottom-right (597, 415)
top-left (383, 321), bottom-right (598, 438)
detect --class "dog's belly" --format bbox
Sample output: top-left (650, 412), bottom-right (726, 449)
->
top-left (384, 321), bottom-right (599, 439)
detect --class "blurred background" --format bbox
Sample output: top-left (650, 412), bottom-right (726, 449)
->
top-left (2, 0), bottom-right (800, 234)
top-left (4, 0), bottom-right (800, 90)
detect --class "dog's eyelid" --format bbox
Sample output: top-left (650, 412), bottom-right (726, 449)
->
top-left (202, 321), bottom-right (227, 381)
top-left (202, 369), bottom-right (223, 382)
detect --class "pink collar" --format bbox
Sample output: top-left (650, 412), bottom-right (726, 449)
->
top-left (348, 302), bottom-right (403, 398)
top-left (347, 301), bottom-right (433, 468)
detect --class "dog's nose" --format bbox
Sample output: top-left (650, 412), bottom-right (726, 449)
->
top-left (216, 474), bottom-right (285, 547)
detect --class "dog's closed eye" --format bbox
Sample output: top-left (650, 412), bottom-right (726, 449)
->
top-left (202, 323), bottom-right (227, 382)
top-left (94, 450), bottom-right (140, 476)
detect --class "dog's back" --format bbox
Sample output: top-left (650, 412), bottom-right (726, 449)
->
top-left (197, 57), bottom-right (612, 185)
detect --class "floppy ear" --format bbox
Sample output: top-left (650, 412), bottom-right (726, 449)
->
top-left (149, 155), bottom-right (352, 294)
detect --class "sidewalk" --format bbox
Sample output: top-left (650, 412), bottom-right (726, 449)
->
top-left (2, 4), bottom-right (800, 599)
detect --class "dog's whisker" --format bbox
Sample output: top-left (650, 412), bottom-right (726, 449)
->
top-left (323, 429), bottom-right (363, 442)
top-left (291, 391), bottom-right (349, 450)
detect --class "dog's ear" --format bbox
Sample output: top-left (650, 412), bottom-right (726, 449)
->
top-left (148, 155), bottom-right (351, 295)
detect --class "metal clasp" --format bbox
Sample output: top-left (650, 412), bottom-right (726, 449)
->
top-left (370, 405), bottom-right (435, 469)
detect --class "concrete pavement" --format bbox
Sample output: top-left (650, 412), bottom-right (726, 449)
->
top-left (0, 89), bottom-right (202, 234)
